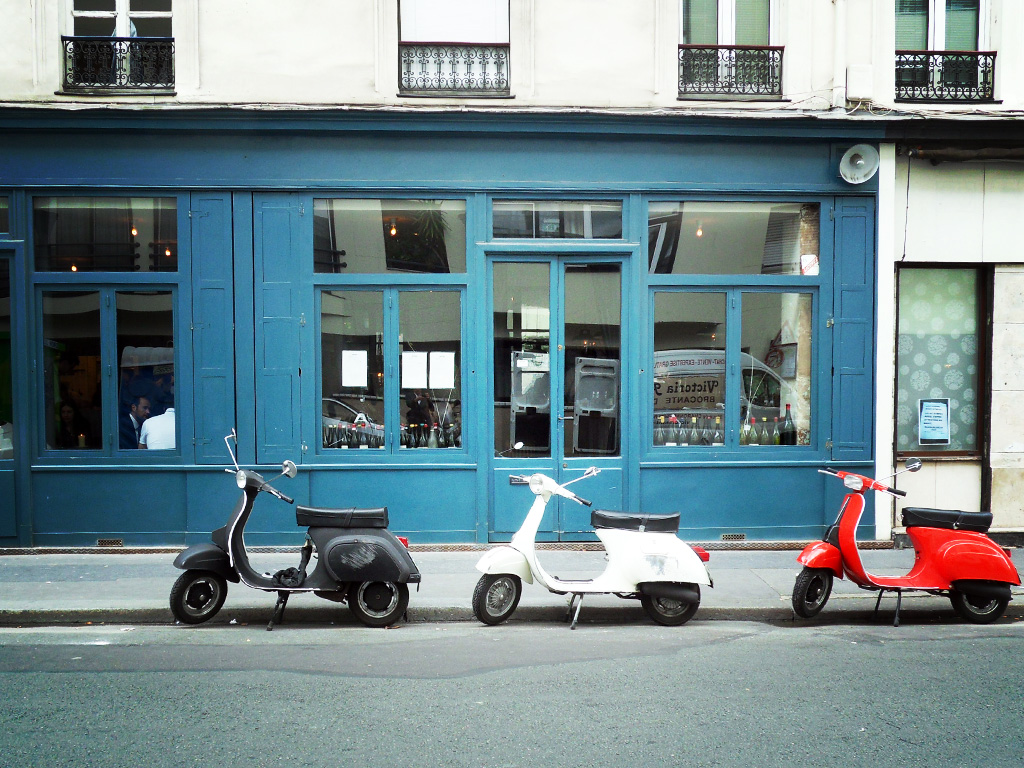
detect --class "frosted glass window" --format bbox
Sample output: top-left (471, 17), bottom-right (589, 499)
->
top-left (896, 268), bottom-right (981, 454)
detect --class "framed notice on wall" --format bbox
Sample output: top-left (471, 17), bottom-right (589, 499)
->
top-left (918, 398), bottom-right (951, 446)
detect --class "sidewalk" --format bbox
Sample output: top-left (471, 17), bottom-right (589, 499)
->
top-left (0, 547), bottom-right (1021, 627)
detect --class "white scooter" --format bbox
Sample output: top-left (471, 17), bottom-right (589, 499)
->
top-left (472, 468), bottom-right (713, 628)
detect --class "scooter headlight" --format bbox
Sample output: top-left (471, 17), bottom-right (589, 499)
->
top-left (529, 474), bottom-right (545, 494)
top-left (235, 469), bottom-right (248, 489)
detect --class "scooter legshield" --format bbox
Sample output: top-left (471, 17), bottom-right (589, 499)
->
top-left (475, 546), bottom-right (534, 584)
top-left (797, 541), bottom-right (843, 578)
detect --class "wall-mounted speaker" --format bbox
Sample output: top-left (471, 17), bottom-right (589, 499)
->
top-left (838, 144), bottom-right (880, 184)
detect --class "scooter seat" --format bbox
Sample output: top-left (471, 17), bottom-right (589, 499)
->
top-left (295, 506), bottom-right (389, 529)
top-left (591, 509), bottom-right (680, 533)
top-left (902, 507), bottom-right (993, 533)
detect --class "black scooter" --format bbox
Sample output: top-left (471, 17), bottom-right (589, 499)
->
top-left (170, 432), bottom-right (421, 629)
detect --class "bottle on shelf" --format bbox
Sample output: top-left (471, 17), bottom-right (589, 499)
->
top-left (772, 417), bottom-right (781, 445)
top-left (712, 416), bottom-right (724, 446)
top-left (740, 416), bottom-right (752, 445)
top-left (670, 414), bottom-right (683, 445)
top-left (779, 404), bottom-right (797, 445)
top-left (428, 424), bottom-right (440, 449)
top-left (654, 416), bottom-right (667, 446)
top-left (761, 417), bottom-right (770, 445)
top-left (688, 417), bottom-right (700, 446)
top-left (748, 417), bottom-right (760, 445)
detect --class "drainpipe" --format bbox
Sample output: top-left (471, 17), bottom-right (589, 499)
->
top-left (832, 0), bottom-right (848, 109)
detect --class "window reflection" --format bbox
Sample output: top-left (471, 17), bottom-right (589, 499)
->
top-left (400, 292), bottom-right (462, 449)
top-left (493, 201), bottom-right (623, 239)
top-left (0, 197), bottom-right (9, 234)
top-left (321, 291), bottom-right (385, 449)
top-left (740, 292), bottom-right (812, 445)
top-left (117, 291), bottom-right (175, 450)
top-left (648, 202), bottom-right (819, 276)
top-left (652, 292), bottom-right (727, 446)
top-left (313, 199), bottom-right (466, 274)
top-left (43, 292), bottom-right (102, 450)
top-left (34, 197), bottom-right (177, 272)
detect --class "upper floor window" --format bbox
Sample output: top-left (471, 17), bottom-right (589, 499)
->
top-left (63, 0), bottom-right (174, 92)
top-left (896, 0), bottom-right (993, 102)
top-left (399, 0), bottom-right (510, 97)
top-left (678, 0), bottom-right (782, 98)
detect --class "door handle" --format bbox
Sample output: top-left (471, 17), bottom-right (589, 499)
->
top-left (558, 415), bottom-right (574, 421)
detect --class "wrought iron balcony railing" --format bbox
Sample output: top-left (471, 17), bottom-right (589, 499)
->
top-left (399, 42), bottom-right (510, 96)
top-left (678, 45), bottom-right (783, 98)
top-left (895, 50), bottom-right (995, 102)
top-left (62, 36), bottom-right (174, 91)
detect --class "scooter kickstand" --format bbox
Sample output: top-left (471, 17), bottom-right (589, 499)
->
top-left (267, 591), bottom-right (290, 632)
top-left (569, 594), bottom-right (584, 630)
top-left (872, 591), bottom-right (884, 621)
top-left (893, 590), bottom-right (902, 628)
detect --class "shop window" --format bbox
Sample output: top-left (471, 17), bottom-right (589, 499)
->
top-left (33, 197), bottom-right (177, 272)
top-left (321, 291), bottom-right (386, 450)
top-left (117, 291), bottom-right (175, 450)
top-left (896, 268), bottom-right (983, 455)
top-left (313, 199), bottom-right (466, 274)
top-left (63, 0), bottom-right (174, 91)
top-left (653, 292), bottom-right (727, 445)
top-left (399, 0), bottom-right (510, 96)
top-left (320, 289), bottom-right (462, 451)
top-left (41, 288), bottom-right (176, 454)
top-left (648, 202), bottom-right (819, 276)
top-left (492, 201), bottom-right (623, 240)
top-left (740, 292), bottom-right (812, 445)
top-left (43, 291), bottom-right (103, 450)
top-left (0, 197), bottom-right (9, 234)
top-left (400, 291), bottom-right (462, 449)
top-left (0, 259), bottom-right (12, 459)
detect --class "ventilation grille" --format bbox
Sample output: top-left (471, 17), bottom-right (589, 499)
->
top-left (96, 538), bottom-right (124, 548)
top-left (721, 533), bottom-right (746, 541)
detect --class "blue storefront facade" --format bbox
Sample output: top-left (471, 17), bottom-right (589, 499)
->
top-left (0, 109), bottom-right (883, 547)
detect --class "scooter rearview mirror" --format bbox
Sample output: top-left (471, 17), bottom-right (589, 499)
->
top-left (281, 460), bottom-right (298, 479)
top-left (905, 457), bottom-right (923, 473)
top-left (224, 430), bottom-right (240, 471)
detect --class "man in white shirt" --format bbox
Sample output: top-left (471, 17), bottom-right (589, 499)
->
top-left (139, 407), bottom-right (175, 450)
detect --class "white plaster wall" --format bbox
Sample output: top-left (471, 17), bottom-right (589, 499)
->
top-left (0, 0), bottom-right (842, 109)
top-left (883, 153), bottom-right (1024, 531)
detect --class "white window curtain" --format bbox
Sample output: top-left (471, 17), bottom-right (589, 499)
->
top-left (400, 0), bottom-right (509, 44)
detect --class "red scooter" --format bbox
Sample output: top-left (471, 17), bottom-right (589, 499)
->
top-left (793, 459), bottom-right (1020, 626)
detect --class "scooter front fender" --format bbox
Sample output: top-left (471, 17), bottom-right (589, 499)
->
top-left (797, 541), bottom-right (844, 579)
top-left (475, 546), bottom-right (534, 585)
top-left (173, 542), bottom-right (240, 584)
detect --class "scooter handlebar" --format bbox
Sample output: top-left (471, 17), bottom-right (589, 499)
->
top-left (264, 484), bottom-right (294, 504)
top-left (574, 496), bottom-right (593, 507)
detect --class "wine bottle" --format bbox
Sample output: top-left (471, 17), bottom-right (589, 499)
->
top-left (428, 424), bottom-right (440, 449)
top-left (663, 417), bottom-right (679, 448)
top-left (712, 416), bottom-right (724, 446)
top-left (654, 416), bottom-right (667, 446)
top-left (761, 418), bottom-right (770, 445)
top-left (772, 417), bottom-right (781, 445)
top-left (748, 417), bottom-right (760, 445)
top-left (779, 404), bottom-right (797, 445)
top-left (688, 417), bottom-right (700, 446)
top-left (740, 416), bottom-right (751, 446)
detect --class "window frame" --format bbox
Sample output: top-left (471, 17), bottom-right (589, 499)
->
top-left (645, 196), bottom-right (829, 458)
top-left (896, 0), bottom-right (989, 51)
top-left (679, 0), bottom-right (778, 46)
top-left (30, 192), bottom-right (188, 463)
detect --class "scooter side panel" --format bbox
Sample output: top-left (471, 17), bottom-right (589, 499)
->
top-left (928, 531), bottom-right (1022, 586)
top-left (796, 541), bottom-right (844, 579)
top-left (475, 546), bottom-right (534, 584)
top-left (173, 543), bottom-right (240, 583)
top-left (597, 530), bottom-right (712, 588)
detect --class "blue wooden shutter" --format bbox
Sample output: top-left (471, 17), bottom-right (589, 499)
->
top-left (831, 198), bottom-right (876, 461)
top-left (253, 195), bottom-right (309, 464)
top-left (190, 194), bottom-right (236, 464)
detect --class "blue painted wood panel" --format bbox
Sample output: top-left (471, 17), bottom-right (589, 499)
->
top-left (832, 198), bottom-right (876, 461)
top-left (0, 469), bottom-right (15, 537)
top-left (190, 193), bottom-right (236, 463)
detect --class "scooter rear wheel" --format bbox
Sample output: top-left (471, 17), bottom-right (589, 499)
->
top-left (472, 574), bottom-right (522, 625)
top-left (348, 581), bottom-right (410, 628)
top-left (640, 586), bottom-right (700, 626)
top-left (949, 589), bottom-right (1009, 624)
top-left (792, 567), bottom-right (833, 618)
top-left (170, 570), bottom-right (227, 625)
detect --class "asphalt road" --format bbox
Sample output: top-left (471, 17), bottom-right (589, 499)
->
top-left (1, 618), bottom-right (1022, 768)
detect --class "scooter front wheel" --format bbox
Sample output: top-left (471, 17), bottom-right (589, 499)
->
top-left (472, 573), bottom-right (522, 625)
top-left (792, 567), bottom-right (833, 618)
top-left (641, 586), bottom-right (700, 626)
top-left (348, 581), bottom-right (410, 628)
top-left (170, 570), bottom-right (228, 625)
top-left (949, 589), bottom-right (1009, 624)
